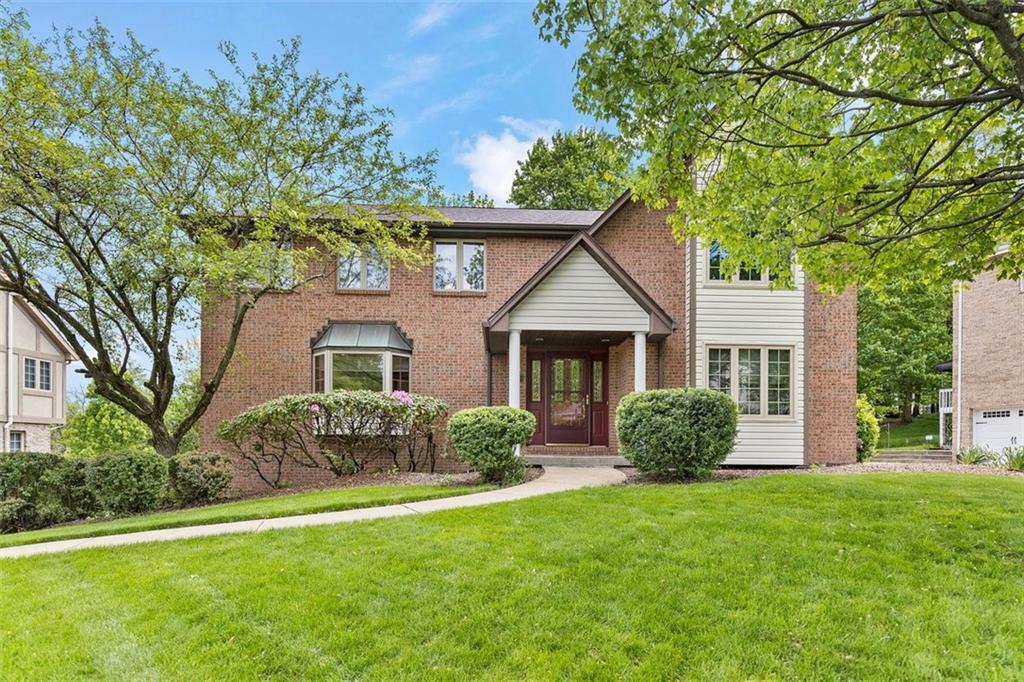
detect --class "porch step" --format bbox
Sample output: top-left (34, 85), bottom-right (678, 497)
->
top-left (871, 450), bottom-right (954, 464)
top-left (526, 454), bottom-right (630, 468)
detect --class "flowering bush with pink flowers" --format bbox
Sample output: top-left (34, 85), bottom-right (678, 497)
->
top-left (218, 391), bottom-right (447, 488)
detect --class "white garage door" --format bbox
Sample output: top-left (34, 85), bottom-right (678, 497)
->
top-left (972, 408), bottom-right (1024, 450)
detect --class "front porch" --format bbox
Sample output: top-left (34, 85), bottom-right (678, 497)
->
top-left (483, 231), bottom-right (676, 453)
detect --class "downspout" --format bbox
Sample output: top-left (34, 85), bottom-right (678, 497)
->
top-left (3, 292), bottom-right (13, 453)
top-left (657, 338), bottom-right (665, 389)
top-left (485, 350), bottom-right (492, 406)
top-left (954, 286), bottom-right (963, 452)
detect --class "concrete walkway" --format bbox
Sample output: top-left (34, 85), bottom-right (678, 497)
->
top-left (0, 466), bottom-right (625, 559)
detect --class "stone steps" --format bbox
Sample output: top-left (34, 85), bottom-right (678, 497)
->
top-left (525, 454), bottom-right (630, 467)
top-left (872, 450), bottom-right (954, 464)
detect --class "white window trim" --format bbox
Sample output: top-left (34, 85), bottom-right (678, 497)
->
top-left (337, 247), bottom-right (391, 291)
top-left (705, 241), bottom-right (773, 287)
top-left (23, 357), bottom-right (53, 392)
top-left (9, 430), bottom-right (25, 452)
top-left (433, 239), bottom-right (486, 292)
top-left (313, 350), bottom-right (412, 393)
top-left (705, 345), bottom-right (795, 421)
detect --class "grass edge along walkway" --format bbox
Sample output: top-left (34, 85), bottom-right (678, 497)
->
top-left (0, 482), bottom-right (490, 550)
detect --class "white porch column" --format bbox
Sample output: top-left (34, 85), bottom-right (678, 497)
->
top-left (633, 331), bottom-right (647, 392)
top-left (508, 329), bottom-right (521, 408)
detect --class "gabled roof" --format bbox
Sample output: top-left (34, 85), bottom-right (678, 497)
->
top-left (484, 230), bottom-right (675, 339)
top-left (12, 296), bottom-right (77, 360)
top-left (586, 189), bottom-right (633, 236)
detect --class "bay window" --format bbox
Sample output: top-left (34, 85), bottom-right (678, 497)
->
top-left (707, 346), bottom-right (792, 417)
top-left (434, 240), bottom-right (485, 291)
top-left (313, 350), bottom-right (411, 393)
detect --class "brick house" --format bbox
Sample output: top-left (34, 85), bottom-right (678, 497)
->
top-left (950, 267), bottom-right (1024, 451)
top-left (200, 192), bottom-right (857, 490)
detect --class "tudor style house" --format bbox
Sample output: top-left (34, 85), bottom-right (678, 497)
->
top-left (200, 192), bottom-right (857, 489)
top-left (1, 293), bottom-right (77, 453)
top-left (949, 266), bottom-right (1024, 452)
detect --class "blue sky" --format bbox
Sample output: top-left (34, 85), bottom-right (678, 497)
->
top-left (13, 1), bottom-right (594, 394)
top-left (15, 1), bottom-right (593, 206)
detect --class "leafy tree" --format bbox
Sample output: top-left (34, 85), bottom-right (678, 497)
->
top-left (536, 1), bottom-right (1024, 288)
top-left (428, 189), bottom-right (495, 208)
top-left (857, 281), bottom-right (952, 422)
top-left (0, 13), bottom-right (438, 456)
top-left (509, 128), bottom-right (630, 209)
top-left (60, 369), bottom-right (202, 457)
top-left (60, 381), bottom-right (152, 458)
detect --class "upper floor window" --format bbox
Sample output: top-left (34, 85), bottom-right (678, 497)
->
top-left (707, 346), bottom-right (792, 416)
top-left (338, 245), bottom-right (390, 290)
top-left (434, 240), bottom-right (485, 291)
top-left (707, 241), bottom-right (774, 285)
top-left (23, 358), bottom-right (51, 391)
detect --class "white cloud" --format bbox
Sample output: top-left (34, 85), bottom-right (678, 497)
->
top-left (409, 3), bottom-right (456, 36)
top-left (456, 117), bottom-right (560, 206)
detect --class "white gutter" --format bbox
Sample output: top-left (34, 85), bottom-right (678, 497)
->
top-left (954, 286), bottom-right (963, 452)
top-left (3, 292), bottom-right (13, 453)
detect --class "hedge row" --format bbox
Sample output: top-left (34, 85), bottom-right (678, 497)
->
top-left (0, 450), bottom-right (231, 533)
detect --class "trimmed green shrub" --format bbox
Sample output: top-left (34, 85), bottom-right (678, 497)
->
top-left (856, 396), bottom-right (880, 462)
top-left (1001, 446), bottom-right (1024, 472)
top-left (218, 390), bottom-right (448, 487)
top-left (0, 497), bottom-right (36, 533)
top-left (169, 451), bottom-right (233, 504)
top-left (0, 451), bottom-right (60, 502)
top-left (957, 445), bottom-right (996, 465)
top-left (617, 388), bottom-right (737, 479)
top-left (446, 407), bottom-right (535, 485)
top-left (88, 450), bottom-right (169, 514)
top-left (0, 452), bottom-right (100, 531)
top-left (41, 457), bottom-right (98, 521)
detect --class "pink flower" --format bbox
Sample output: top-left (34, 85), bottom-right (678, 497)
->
top-left (391, 390), bottom-right (414, 406)
top-left (309, 403), bottom-right (322, 413)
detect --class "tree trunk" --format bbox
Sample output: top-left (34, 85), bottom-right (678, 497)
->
top-left (900, 395), bottom-right (915, 424)
top-left (150, 426), bottom-right (179, 459)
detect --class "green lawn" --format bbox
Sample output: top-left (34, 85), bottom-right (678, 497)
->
top-left (0, 483), bottom-right (487, 549)
top-left (3, 474), bottom-right (1024, 678)
top-left (879, 412), bottom-right (942, 450)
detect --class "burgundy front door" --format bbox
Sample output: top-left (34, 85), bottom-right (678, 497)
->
top-left (546, 353), bottom-right (589, 444)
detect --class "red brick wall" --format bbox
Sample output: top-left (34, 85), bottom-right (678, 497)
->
top-left (804, 283), bottom-right (858, 464)
top-left (952, 271), bottom-right (1024, 449)
top-left (201, 235), bottom-right (565, 491)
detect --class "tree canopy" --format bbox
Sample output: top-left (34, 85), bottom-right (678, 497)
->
top-left (0, 12), bottom-right (438, 456)
top-left (857, 281), bottom-right (951, 422)
top-left (535, 0), bottom-right (1024, 288)
top-left (428, 189), bottom-right (495, 208)
top-left (509, 128), bottom-right (630, 209)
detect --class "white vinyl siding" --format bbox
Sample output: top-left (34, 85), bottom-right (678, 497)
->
top-left (694, 240), bottom-right (805, 465)
top-left (509, 246), bottom-right (649, 332)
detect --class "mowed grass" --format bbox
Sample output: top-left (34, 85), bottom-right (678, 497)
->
top-left (3, 473), bottom-right (1024, 679)
top-left (0, 483), bottom-right (488, 549)
top-left (879, 412), bottom-right (941, 450)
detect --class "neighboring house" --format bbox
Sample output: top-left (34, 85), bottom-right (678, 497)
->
top-left (200, 192), bottom-right (857, 490)
top-left (949, 269), bottom-right (1024, 452)
top-left (1, 293), bottom-right (77, 453)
